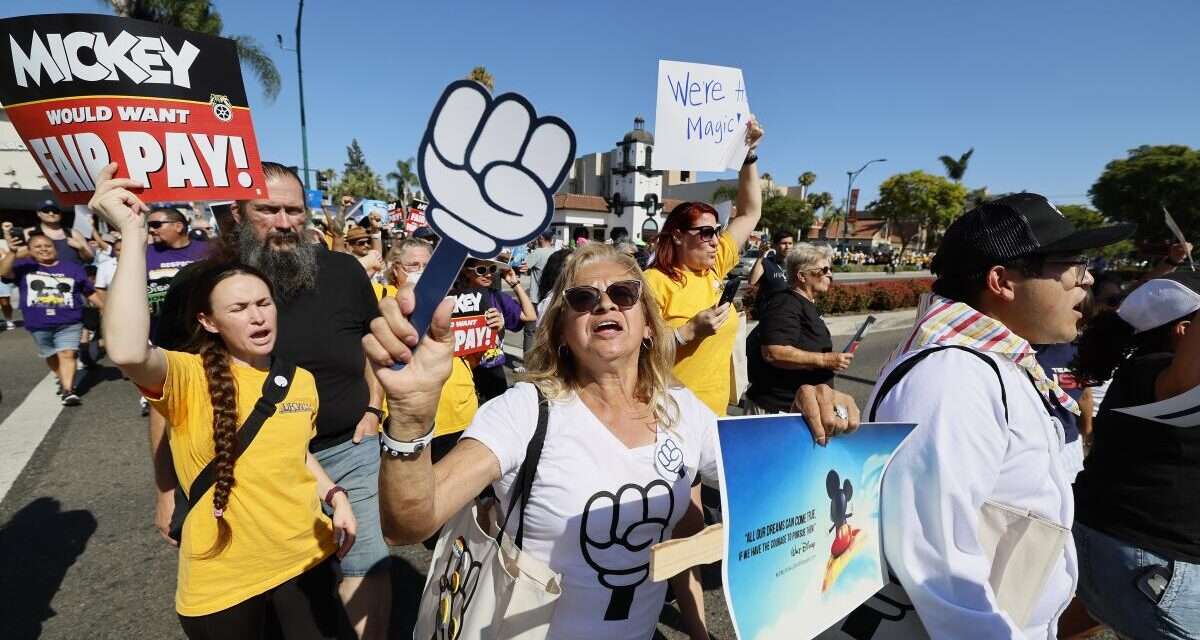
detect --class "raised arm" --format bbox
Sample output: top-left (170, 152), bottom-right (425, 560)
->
top-left (362, 291), bottom-right (502, 544)
top-left (503, 269), bottom-right (537, 322)
top-left (724, 120), bottom-right (765, 250)
top-left (90, 163), bottom-right (167, 390)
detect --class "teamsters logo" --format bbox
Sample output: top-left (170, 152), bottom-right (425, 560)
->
top-left (209, 93), bottom-right (232, 122)
top-left (8, 30), bottom-right (200, 89)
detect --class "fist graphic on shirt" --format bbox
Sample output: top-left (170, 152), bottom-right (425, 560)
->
top-left (580, 479), bottom-right (676, 621)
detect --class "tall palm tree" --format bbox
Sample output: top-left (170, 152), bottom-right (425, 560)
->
top-left (467, 66), bottom-right (495, 92)
top-left (938, 147), bottom-right (975, 183)
top-left (104, 0), bottom-right (281, 102)
top-left (387, 157), bottom-right (418, 209)
top-left (798, 171), bottom-right (816, 199)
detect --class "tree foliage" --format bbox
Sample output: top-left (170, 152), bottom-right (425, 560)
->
top-left (874, 170), bottom-right (968, 253)
top-left (761, 194), bottom-right (814, 239)
top-left (332, 139), bottom-right (389, 201)
top-left (938, 147), bottom-right (974, 183)
top-left (386, 157), bottom-right (418, 208)
top-left (105, 0), bottom-right (281, 101)
top-left (467, 66), bottom-right (495, 92)
top-left (1058, 204), bottom-right (1105, 230)
top-left (711, 184), bottom-right (738, 203)
top-left (1090, 145), bottom-right (1200, 242)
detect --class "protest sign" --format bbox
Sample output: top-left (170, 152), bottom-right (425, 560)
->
top-left (653, 60), bottom-right (751, 172)
top-left (0, 13), bottom-right (266, 206)
top-left (716, 414), bottom-right (915, 639)
top-left (405, 202), bottom-right (427, 234)
top-left (1115, 383), bottom-right (1200, 427)
top-left (402, 79), bottom-right (575, 355)
top-left (1163, 207), bottom-right (1196, 271)
top-left (450, 287), bottom-right (501, 358)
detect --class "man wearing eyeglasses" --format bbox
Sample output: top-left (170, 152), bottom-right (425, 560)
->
top-left (842, 194), bottom-right (1134, 639)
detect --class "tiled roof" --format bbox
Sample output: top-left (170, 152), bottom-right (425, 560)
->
top-left (554, 193), bottom-right (609, 212)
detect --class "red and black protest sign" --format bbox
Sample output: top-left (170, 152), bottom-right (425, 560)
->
top-left (0, 13), bottom-right (266, 205)
top-left (450, 287), bottom-right (501, 357)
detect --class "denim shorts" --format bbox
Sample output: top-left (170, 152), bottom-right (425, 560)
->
top-left (314, 437), bottom-right (390, 577)
top-left (1075, 522), bottom-right (1200, 640)
top-left (0, 278), bottom-right (12, 297)
top-left (29, 323), bottom-right (83, 358)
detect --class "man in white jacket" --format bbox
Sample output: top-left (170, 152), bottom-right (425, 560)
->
top-left (858, 194), bottom-right (1133, 639)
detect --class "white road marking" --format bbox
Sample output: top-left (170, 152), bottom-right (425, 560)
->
top-left (0, 373), bottom-right (63, 502)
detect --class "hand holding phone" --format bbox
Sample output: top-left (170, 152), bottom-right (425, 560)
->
top-left (719, 277), bottom-right (742, 306)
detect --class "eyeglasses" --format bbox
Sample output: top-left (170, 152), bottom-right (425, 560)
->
top-left (470, 264), bottom-right (498, 277)
top-left (808, 266), bottom-right (832, 275)
top-left (683, 225), bottom-right (722, 242)
top-left (39, 209), bottom-right (61, 215)
top-left (1042, 256), bottom-right (1090, 280)
top-left (563, 280), bottom-right (642, 312)
top-left (147, 220), bottom-right (177, 229)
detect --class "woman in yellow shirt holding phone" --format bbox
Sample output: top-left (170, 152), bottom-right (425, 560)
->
top-left (91, 163), bottom-right (355, 639)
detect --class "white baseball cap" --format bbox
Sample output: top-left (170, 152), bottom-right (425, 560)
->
top-left (1118, 272), bottom-right (1200, 334)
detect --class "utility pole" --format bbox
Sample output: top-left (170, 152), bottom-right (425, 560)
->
top-left (278, 1), bottom-right (310, 190)
top-left (842, 158), bottom-right (887, 249)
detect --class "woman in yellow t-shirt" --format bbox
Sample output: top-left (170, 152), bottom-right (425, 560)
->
top-left (91, 164), bottom-right (354, 639)
top-left (645, 121), bottom-right (764, 416)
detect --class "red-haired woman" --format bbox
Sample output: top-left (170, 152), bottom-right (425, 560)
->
top-left (91, 164), bottom-right (355, 639)
top-left (645, 121), bottom-right (764, 416)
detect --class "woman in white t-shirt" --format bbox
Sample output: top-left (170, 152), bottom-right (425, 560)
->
top-left (370, 244), bottom-right (719, 639)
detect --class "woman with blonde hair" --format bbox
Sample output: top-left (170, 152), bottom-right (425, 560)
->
top-left (370, 243), bottom-right (719, 638)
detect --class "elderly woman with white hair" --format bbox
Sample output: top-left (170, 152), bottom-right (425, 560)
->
top-left (362, 243), bottom-right (859, 639)
top-left (745, 242), bottom-right (853, 416)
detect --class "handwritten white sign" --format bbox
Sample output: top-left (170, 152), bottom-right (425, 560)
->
top-left (653, 60), bottom-right (751, 172)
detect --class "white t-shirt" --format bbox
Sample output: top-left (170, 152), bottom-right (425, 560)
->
top-left (95, 257), bottom-right (117, 290)
top-left (464, 382), bottom-right (720, 640)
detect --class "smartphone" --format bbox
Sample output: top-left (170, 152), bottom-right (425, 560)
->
top-left (719, 277), bottom-right (742, 306)
top-left (1136, 565), bottom-right (1172, 603)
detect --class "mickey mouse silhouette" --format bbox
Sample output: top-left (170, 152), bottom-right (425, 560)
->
top-left (827, 469), bottom-right (857, 558)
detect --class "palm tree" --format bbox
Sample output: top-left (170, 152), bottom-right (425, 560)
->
top-left (807, 191), bottom-right (834, 217)
top-left (103, 0), bottom-right (281, 102)
top-left (386, 157), bottom-right (418, 209)
top-left (467, 66), bottom-right (495, 92)
top-left (798, 171), bottom-right (816, 199)
top-left (938, 148), bottom-right (975, 183)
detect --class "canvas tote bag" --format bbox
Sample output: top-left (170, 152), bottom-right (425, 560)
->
top-left (414, 388), bottom-right (562, 640)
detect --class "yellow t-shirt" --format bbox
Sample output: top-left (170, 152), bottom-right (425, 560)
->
top-left (147, 350), bottom-right (335, 616)
top-left (645, 233), bottom-right (740, 415)
top-left (434, 356), bottom-right (478, 437)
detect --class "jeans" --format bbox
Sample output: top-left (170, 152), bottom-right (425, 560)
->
top-left (313, 438), bottom-right (389, 578)
top-left (1074, 522), bottom-right (1200, 640)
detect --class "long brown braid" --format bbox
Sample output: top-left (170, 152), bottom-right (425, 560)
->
top-left (180, 260), bottom-right (275, 559)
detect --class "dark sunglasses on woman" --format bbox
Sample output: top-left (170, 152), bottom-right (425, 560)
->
top-left (563, 280), bottom-right (642, 312)
top-left (683, 225), bottom-right (722, 242)
top-left (809, 265), bottom-right (832, 275)
top-left (471, 264), bottom-right (498, 276)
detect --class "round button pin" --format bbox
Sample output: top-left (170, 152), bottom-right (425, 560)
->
top-left (274, 375), bottom-right (288, 387)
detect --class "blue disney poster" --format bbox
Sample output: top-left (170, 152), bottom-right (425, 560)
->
top-left (716, 415), bottom-right (915, 640)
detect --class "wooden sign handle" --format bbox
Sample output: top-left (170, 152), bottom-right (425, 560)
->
top-left (649, 523), bottom-right (724, 582)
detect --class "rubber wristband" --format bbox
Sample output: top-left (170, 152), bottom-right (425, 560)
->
top-left (364, 406), bottom-right (384, 422)
top-left (743, 153), bottom-right (758, 166)
top-left (325, 485), bottom-right (348, 507)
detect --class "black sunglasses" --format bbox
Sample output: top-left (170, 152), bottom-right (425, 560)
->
top-left (147, 220), bottom-right (179, 229)
top-left (563, 280), bottom-right (642, 312)
top-left (683, 225), bottom-right (722, 241)
top-left (349, 238), bottom-right (372, 246)
top-left (470, 264), bottom-right (498, 276)
top-left (808, 266), bottom-right (832, 275)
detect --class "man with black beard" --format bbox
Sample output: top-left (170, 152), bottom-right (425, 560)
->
top-left (152, 163), bottom-right (390, 639)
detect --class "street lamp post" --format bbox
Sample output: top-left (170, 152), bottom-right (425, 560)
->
top-left (841, 158), bottom-right (887, 250)
top-left (277, 0), bottom-right (310, 190)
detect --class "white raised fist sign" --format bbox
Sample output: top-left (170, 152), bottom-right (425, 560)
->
top-left (419, 80), bottom-right (576, 256)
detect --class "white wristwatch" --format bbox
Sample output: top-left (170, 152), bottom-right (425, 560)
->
top-left (379, 424), bottom-right (436, 458)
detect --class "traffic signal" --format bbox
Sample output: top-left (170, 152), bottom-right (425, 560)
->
top-left (316, 170), bottom-right (330, 192)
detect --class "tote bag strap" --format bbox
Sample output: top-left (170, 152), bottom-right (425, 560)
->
top-left (499, 386), bottom-right (550, 549)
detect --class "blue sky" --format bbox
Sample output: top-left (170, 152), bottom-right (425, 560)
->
top-left (14, 1), bottom-right (1200, 207)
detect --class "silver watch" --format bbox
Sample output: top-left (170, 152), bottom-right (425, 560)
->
top-left (379, 424), bottom-right (436, 458)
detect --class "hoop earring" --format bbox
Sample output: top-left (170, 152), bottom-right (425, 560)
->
top-left (641, 337), bottom-right (654, 351)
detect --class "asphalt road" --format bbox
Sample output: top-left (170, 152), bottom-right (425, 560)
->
top-left (0, 322), bottom-right (913, 640)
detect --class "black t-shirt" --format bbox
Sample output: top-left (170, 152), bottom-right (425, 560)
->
top-left (155, 250), bottom-right (380, 452)
top-left (746, 290), bottom-right (834, 412)
top-left (754, 252), bottom-right (788, 313)
top-left (1074, 352), bottom-right (1200, 562)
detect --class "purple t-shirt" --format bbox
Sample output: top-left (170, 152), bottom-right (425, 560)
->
top-left (147, 241), bottom-right (209, 319)
top-left (9, 258), bottom-right (94, 331)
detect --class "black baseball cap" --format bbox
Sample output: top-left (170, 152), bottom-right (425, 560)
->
top-left (931, 193), bottom-right (1135, 277)
top-left (38, 200), bottom-right (65, 213)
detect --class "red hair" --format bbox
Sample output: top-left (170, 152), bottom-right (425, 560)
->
top-left (649, 202), bottom-right (719, 283)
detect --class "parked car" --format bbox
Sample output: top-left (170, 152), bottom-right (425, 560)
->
top-left (731, 248), bottom-right (760, 278)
